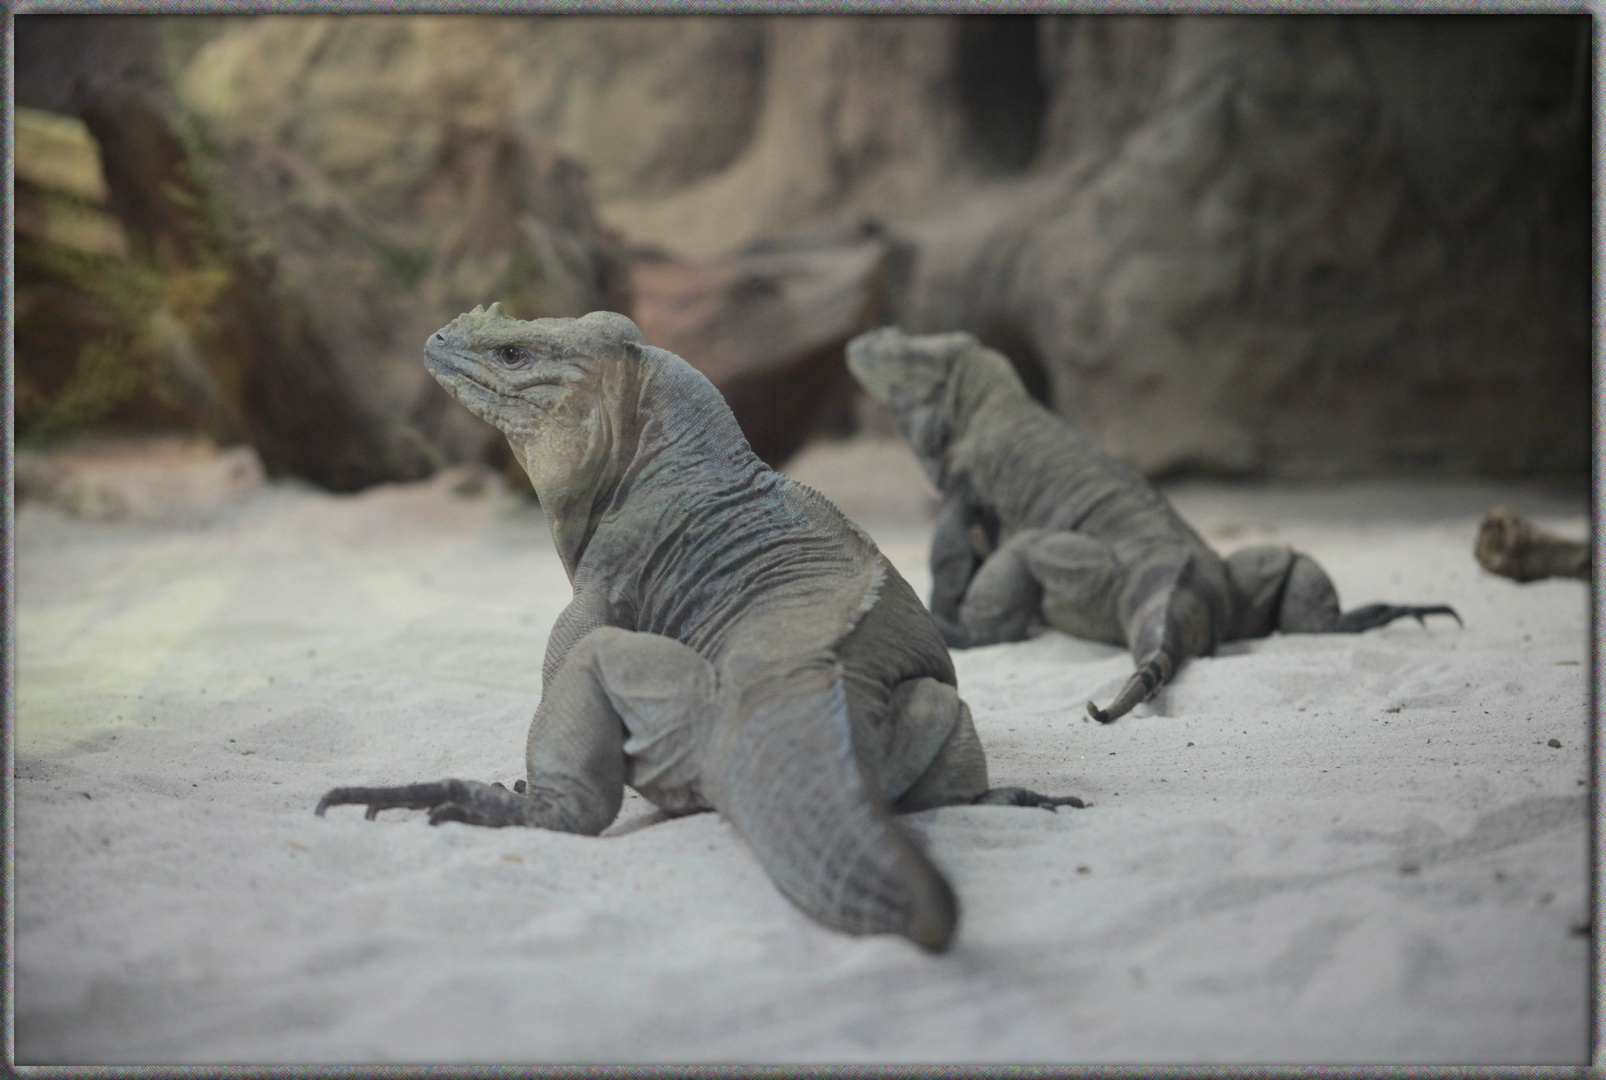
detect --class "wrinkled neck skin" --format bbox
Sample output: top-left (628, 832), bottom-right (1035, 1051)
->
top-left (561, 349), bottom-right (767, 580)
top-left (512, 354), bottom-right (638, 580)
top-left (423, 307), bottom-right (732, 583)
top-left (510, 351), bottom-right (767, 583)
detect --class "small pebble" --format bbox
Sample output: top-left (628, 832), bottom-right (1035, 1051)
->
top-left (1548, 738), bottom-right (1562, 748)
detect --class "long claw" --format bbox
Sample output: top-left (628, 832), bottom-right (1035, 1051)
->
top-left (974, 786), bottom-right (1086, 810)
top-left (1335, 602), bottom-right (1460, 633)
top-left (1087, 700), bottom-right (1112, 724)
top-left (315, 781), bottom-right (459, 819)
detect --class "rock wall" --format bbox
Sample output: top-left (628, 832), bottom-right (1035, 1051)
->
top-left (20, 13), bottom-right (1590, 482)
top-left (16, 14), bottom-right (630, 490)
top-left (903, 16), bottom-right (1592, 477)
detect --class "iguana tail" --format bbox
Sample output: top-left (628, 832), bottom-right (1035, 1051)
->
top-left (707, 654), bottom-right (958, 952)
top-left (1087, 554), bottom-right (1218, 724)
top-left (1087, 649), bottom-right (1175, 724)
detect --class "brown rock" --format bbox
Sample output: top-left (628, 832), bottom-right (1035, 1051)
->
top-left (905, 16), bottom-right (1591, 478)
top-left (17, 15), bottom-right (630, 491)
top-left (630, 226), bottom-right (901, 465)
top-left (1476, 508), bottom-right (1590, 583)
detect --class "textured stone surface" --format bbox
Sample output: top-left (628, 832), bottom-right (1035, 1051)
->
top-left (902, 16), bottom-right (1591, 479)
top-left (22, 14), bottom-right (1587, 481)
top-left (176, 14), bottom-right (1588, 479)
top-left (15, 15), bottom-right (631, 490)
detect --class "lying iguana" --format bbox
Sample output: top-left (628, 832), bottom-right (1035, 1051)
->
top-left (846, 326), bottom-right (1460, 724)
top-left (317, 306), bottom-right (1079, 952)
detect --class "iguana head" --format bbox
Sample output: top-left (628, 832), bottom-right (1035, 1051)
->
top-left (425, 304), bottom-right (647, 500)
top-left (846, 326), bottom-right (1027, 459)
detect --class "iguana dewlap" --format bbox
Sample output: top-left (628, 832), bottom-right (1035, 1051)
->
top-left (317, 306), bottom-right (1079, 952)
top-left (846, 326), bottom-right (1460, 724)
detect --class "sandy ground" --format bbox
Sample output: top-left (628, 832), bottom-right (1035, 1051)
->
top-left (11, 435), bottom-right (1594, 1065)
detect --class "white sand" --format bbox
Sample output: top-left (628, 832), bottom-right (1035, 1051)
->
top-left (12, 436), bottom-right (1593, 1065)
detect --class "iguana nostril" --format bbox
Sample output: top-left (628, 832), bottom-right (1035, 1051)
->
top-left (432, 332), bottom-right (445, 343)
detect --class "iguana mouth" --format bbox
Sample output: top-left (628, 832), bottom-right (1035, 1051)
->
top-left (424, 353), bottom-right (527, 411)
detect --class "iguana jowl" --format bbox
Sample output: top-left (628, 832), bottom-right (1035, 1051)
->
top-left (846, 326), bottom-right (1460, 724)
top-left (317, 306), bottom-right (1079, 951)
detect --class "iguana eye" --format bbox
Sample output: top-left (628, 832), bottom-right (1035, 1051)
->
top-left (494, 345), bottom-right (529, 368)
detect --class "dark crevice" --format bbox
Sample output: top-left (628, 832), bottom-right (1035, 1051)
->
top-left (953, 16), bottom-right (1049, 175)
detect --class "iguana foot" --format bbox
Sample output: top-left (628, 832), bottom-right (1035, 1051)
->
top-left (1335, 603), bottom-right (1462, 633)
top-left (973, 786), bottom-right (1086, 810)
top-left (315, 778), bottom-right (534, 827)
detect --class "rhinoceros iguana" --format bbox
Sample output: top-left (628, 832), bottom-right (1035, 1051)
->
top-left (846, 326), bottom-right (1459, 724)
top-left (317, 307), bottom-right (1080, 952)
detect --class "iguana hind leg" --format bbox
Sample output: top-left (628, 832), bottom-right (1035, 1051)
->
top-left (1331, 602), bottom-right (1460, 631)
top-left (951, 529), bottom-right (1125, 648)
top-left (882, 677), bottom-right (987, 811)
top-left (1229, 546), bottom-right (1462, 636)
top-left (886, 678), bottom-right (1086, 812)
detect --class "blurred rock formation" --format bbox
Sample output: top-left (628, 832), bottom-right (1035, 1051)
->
top-left (16, 15), bottom-right (631, 491)
top-left (1474, 507), bottom-right (1591, 583)
top-left (17, 13), bottom-right (1590, 486)
top-left (630, 219), bottom-right (911, 465)
top-left (904, 16), bottom-right (1592, 478)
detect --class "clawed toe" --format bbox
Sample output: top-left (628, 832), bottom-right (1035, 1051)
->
top-left (314, 781), bottom-right (457, 819)
top-left (1419, 605), bottom-right (1462, 627)
top-left (974, 786), bottom-right (1087, 811)
top-left (316, 778), bottom-right (535, 828)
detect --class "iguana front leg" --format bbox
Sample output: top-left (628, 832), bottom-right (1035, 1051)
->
top-left (929, 478), bottom-right (988, 631)
top-left (315, 778), bottom-right (558, 826)
top-left (317, 627), bottom-right (717, 835)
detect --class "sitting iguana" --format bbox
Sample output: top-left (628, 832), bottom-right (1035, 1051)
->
top-left (846, 326), bottom-right (1460, 724)
top-left (316, 306), bottom-right (1079, 952)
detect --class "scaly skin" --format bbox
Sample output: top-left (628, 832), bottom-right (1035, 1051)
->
top-left (316, 306), bottom-right (1082, 951)
top-left (846, 327), bottom-right (1460, 724)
